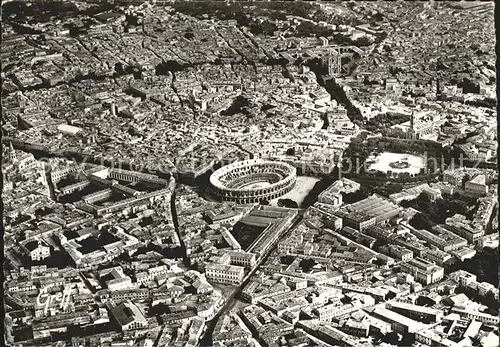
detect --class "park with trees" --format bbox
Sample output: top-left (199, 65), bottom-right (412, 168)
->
top-left (403, 192), bottom-right (477, 226)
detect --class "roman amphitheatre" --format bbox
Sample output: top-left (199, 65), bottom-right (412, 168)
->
top-left (209, 159), bottom-right (297, 204)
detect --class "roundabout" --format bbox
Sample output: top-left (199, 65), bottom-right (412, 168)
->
top-left (209, 159), bottom-right (297, 204)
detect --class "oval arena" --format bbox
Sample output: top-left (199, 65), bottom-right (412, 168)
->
top-left (209, 159), bottom-right (297, 204)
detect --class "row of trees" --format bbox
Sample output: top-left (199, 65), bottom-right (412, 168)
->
top-left (455, 286), bottom-right (498, 315)
top-left (169, 1), bottom-right (313, 26)
top-left (408, 212), bottom-right (435, 231)
top-left (364, 112), bottom-right (410, 133)
top-left (170, 1), bottom-right (376, 41)
top-left (465, 97), bottom-right (497, 109)
top-left (345, 136), bottom-right (465, 176)
top-left (449, 247), bottom-right (499, 315)
top-left (338, 133), bottom-right (469, 199)
top-left (447, 247), bottom-right (499, 286)
top-left (170, 1), bottom-right (363, 29)
top-left (3, 1), bottom-right (118, 24)
top-left (321, 79), bottom-right (364, 124)
top-left (341, 171), bottom-right (438, 198)
top-left (404, 192), bottom-right (476, 226)
top-left (365, 137), bottom-right (451, 159)
top-left (301, 172), bottom-right (338, 207)
top-left (3, 1), bottom-right (79, 22)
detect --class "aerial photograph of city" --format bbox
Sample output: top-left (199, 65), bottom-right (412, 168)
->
top-left (1, 1), bottom-right (498, 346)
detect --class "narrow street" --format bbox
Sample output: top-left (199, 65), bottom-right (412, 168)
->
top-left (169, 187), bottom-right (190, 267)
top-left (200, 211), bottom-right (304, 345)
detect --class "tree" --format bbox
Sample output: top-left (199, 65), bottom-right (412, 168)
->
top-left (461, 174), bottom-right (471, 189)
top-left (401, 333), bottom-right (415, 346)
top-left (341, 296), bottom-right (352, 304)
top-left (125, 14), bottom-right (139, 26)
top-left (299, 258), bottom-right (316, 272)
top-left (286, 147), bottom-right (296, 156)
top-left (155, 60), bottom-right (186, 74)
top-left (409, 212), bottom-right (434, 231)
top-left (353, 36), bottom-right (373, 47)
top-left (446, 247), bottom-right (499, 286)
top-left (484, 291), bottom-right (499, 312)
top-left (278, 198), bottom-right (298, 208)
top-left (382, 332), bottom-right (400, 345)
top-left (400, 200), bottom-right (411, 208)
top-left (280, 255), bottom-right (294, 265)
top-left (302, 176), bottom-right (337, 207)
top-left (222, 95), bottom-right (251, 116)
top-left (321, 112), bottom-right (329, 130)
top-left (371, 12), bottom-right (384, 22)
top-left (249, 20), bottom-right (277, 36)
top-left (417, 192), bottom-right (432, 208)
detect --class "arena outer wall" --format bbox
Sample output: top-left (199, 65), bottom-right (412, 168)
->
top-left (209, 159), bottom-right (297, 204)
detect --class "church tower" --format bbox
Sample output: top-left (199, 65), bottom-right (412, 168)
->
top-left (407, 111), bottom-right (416, 140)
top-left (8, 142), bottom-right (17, 163)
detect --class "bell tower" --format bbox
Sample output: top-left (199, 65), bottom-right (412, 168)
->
top-left (407, 111), bottom-right (417, 140)
top-left (8, 142), bottom-right (17, 163)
